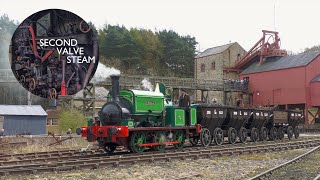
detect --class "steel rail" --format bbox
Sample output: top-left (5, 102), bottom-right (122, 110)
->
top-left (249, 144), bottom-right (320, 180)
top-left (0, 138), bottom-right (317, 166)
top-left (0, 136), bottom-right (308, 160)
top-left (0, 139), bottom-right (320, 176)
top-left (314, 174), bottom-right (320, 180)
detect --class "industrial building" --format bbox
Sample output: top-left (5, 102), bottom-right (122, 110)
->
top-left (240, 52), bottom-right (320, 124)
top-left (230, 30), bottom-right (320, 125)
top-left (0, 105), bottom-right (47, 135)
top-left (194, 42), bottom-right (246, 105)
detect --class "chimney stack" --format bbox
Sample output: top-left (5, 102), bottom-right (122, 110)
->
top-left (110, 75), bottom-right (120, 102)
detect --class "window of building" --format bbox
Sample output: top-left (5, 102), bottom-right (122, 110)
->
top-left (211, 62), bottom-right (216, 70)
top-left (47, 119), bottom-right (52, 126)
top-left (52, 119), bottom-right (58, 126)
top-left (237, 53), bottom-right (241, 60)
top-left (47, 118), bottom-right (58, 126)
top-left (200, 64), bottom-right (205, 72)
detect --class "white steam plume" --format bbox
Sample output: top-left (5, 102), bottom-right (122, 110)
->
top-left (141, 77), bottom-right (153, 91)
top-left (91, 62), bottom-right (121, 83)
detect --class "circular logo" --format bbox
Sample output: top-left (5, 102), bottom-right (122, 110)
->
top-left (10, 9), bottom-right (98, 99)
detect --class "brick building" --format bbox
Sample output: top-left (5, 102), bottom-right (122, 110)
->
top-left (194, 42), bottom-right (246, 105)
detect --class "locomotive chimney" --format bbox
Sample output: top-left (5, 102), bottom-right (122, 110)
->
top-left (110, 75), bottom-right (120, 102)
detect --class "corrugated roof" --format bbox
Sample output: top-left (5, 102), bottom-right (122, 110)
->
top-left (241, 52), bottom-right (320, 75)
top-left (0, 105), bottom-right (47, 116)
top-left (312, 74), bottom-right (320, 82)
top-left (196, 43), bottom-right (235, 58)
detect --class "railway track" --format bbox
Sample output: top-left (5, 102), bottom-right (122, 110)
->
top-left (249, 144), bottom-right (320, 180)
top-left (0, 136), bottom-right (317, 162)
top-left (1, 139), bottom-right (320, 176)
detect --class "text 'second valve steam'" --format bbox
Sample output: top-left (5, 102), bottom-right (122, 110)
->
top-left (39, 39), bottom-right (96, 63)
top-left (10, 9), bottom-right (99, 99)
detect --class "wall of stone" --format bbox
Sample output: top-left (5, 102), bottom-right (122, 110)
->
top-left (194, 42), bottom-right (247, 105)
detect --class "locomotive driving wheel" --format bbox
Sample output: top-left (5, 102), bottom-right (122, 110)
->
top-left (287, 126), bottom-right (294, 139)
top-left (227, 128), bottom-right (237, 144)
top-left (153, 131), bottom-right (166, 151)
top-left (129, 132), bottom-right (146, 153)
top-left (189, 136), bottom-right (200, 146)
top-left (294, 127), bottom-right (300, 139)
top-left (213, 128), bottom-right (224, 145)
top-left (200, 128), bottom-right (211, 147)
top-left (269, 127), bottom-right (277, 141)
top-left (250, 128), bottom-right (259, 142)
top-left (239, 127), bottom-right (247, 143)
top-left (173, 130), bottom-right (185, 149)
top-left (260, 127), bottom-right (268, 141)
top-left (278, 127), bottom-right (284, 140)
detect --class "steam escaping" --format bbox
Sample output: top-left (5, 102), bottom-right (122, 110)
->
top-left (91, 62), bottom-right (121, 83)
top-left (74, 87), bottom-right (109, 100)
top-left (141, 77), bottom-right (153, 91)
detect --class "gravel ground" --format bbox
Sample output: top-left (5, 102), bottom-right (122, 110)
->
top-left (269, 149), bottom-right (320, 179)
top-left (6, 148), bottom-right (314, 180)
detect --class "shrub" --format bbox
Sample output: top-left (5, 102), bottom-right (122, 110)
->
top-left (58, 108), bottom-right (88, 134)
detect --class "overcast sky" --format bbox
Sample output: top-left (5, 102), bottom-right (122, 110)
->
top-left (1, 0), bottom-right (319, 52)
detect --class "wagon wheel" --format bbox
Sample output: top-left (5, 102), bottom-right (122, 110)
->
top-left (200, 128), bottom-right (211, 147)
top-left (294, 128), bottom-right (300, 139)
top-left (227, 128), bottom-right (237, 144)
top-left (213, 128), bottom-right (224, 145)
top-left (129, 132), bottom-right (146, 153)
top-left (49, 88), bottom-right (57, 99)
top-left (239, 127), bottom-right (247, 143)
top-left (104, 143), bottom-right (117, 154)
top-left (173, 130), bottom-right (185, 149)
top-left (259, 127), bottom-right (268, 141)
top-left (278, 127), bottom-right (284, 140)
top-left (190, 136), bottom-right (200, 146)
top-left (250, 128), bottom-right (259, 142)
top-left (29, 78), bottom-right (36, 90)
top-left (287, 126), bottom-right (294, 140)
top-left (268, 127), bottom-right (277, 141)
top-left (153, 131), bottom-right (166, 151)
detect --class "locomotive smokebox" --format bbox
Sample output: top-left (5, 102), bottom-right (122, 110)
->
top-left (110, 75), bottom-right (120, 102)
